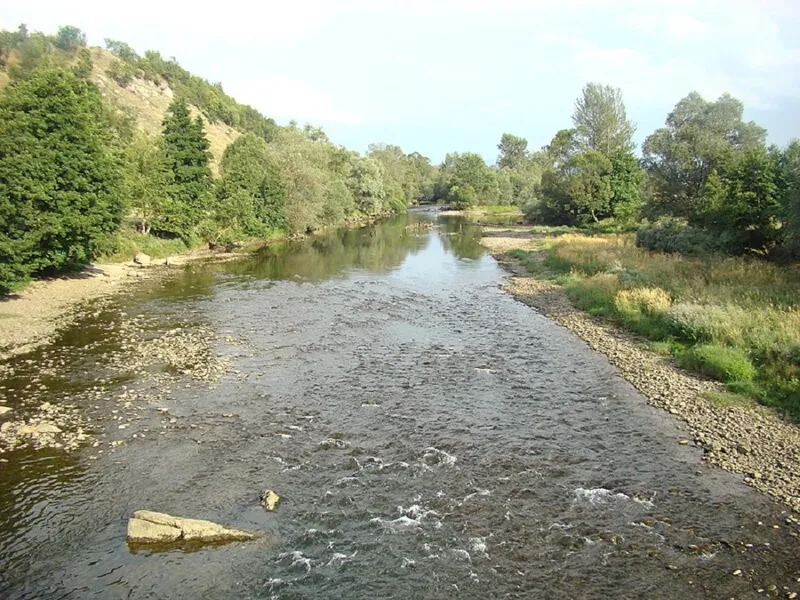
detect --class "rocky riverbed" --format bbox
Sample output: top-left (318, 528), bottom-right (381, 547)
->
top-left (480, 226), bottom-right (800, 513)
top-left (0, 295), bottom-right (236, 456)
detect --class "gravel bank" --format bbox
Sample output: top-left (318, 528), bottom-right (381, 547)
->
top-left (481, 226), bottom-right (800, 513)
top-left (0, 249), bottom-right (245, 362)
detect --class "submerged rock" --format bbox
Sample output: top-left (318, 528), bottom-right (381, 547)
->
top-left (126, 510), bottom-right (256, 545)
top-left (260, 490), bottom-right (281, 511)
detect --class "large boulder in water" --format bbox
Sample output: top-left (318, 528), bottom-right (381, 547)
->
top-left (126, 510), bottom-right (256, 545)
top-left (260, 490), bottom-right (281, 511)
top-left (133, 252), bottom-right (151, 266)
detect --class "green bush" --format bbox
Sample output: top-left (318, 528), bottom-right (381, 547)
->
top-left (106, 58), bottom-right (137, 87)
top-left (678, 344), bottom-right (756, 382)
top-left (636, 218), bottom-right (732, 256)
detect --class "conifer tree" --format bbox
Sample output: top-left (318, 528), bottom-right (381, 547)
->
top-left (161, 98), bottom-right (212, 238)
top-left (0, 69), bottom-right (122, 292)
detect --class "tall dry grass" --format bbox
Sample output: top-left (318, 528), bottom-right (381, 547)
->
top-left (517, 232), bottom-right (800, 420)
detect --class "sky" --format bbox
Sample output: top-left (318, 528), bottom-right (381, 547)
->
top-left (2, 0), bottom-right (799, 163)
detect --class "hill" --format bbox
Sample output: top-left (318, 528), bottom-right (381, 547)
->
top-left (88, 47), bottom-right (239, 174)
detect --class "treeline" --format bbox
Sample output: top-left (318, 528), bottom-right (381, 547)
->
top-left (484, 83), bottom-right (799, 259)
top-left (0, 24), bottom-right (435, 293)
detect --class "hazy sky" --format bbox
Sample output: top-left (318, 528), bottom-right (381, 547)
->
top-left (2, 0), bottom-right (799, 162)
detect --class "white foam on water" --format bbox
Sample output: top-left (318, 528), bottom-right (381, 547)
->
top-left (275, 433), bottom-right (293, 439)
top-left (287, 425), bottom-right (304, 431)
top-left (548, 522), bottom-right (573, 531)
top-left (469, 537), bottom-right (488, 558)
top-left (470, 571), bottom-right (480, 584)
top-left (277, 550), bottom-right (312, 574)
top-left (398, 504), bottom-right (439, 520)
top-left (326, 551), bottom-right (357, 567)
top-left (461, 489), bottom-right (491, 504)
top-left (335, 476), bottom-right (361, 486)
top-left (451, 548), bottom-right (472, 564)
top-left (370, 515), bottom-right (422, 532)
top-left (422, 447), bottom-right (457, 467)
top-left (632, 492), bottom-right (657, 509)
top-left (318, 438), bottom-right (350, 449)
top-left (574, 487), bottom-right (630, 505)
top-left (401, 557), bottom-right (416, 568)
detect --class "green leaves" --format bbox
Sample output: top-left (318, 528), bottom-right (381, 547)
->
top-left (0, 69), bottom-right (122, 292)
top-left (160, 99), bottom-right (212, 239)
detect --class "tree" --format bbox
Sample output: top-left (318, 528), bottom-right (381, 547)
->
top-left (122, 133), bottom-right (170, 234)
top-left (54, 25), bottom-right (86, 51)
top-left (0, 69), bottom-right (123, 292)
top-left (448, 185), bottom-right (477, 209)
top-left (573, 83), bottom-right (636, 157)
top-left (497, 133), bottom-right (529, 169)
top-left (568, 150), bottom-right (613, 222)
top-left (642, 91), bottom-right (767, 221)
top-left (104, 38), bottom-right (140, 63)
top-left (440, 152), bottom-right (496, 204)
top-left (348, 156), bottom-right (387, 215)
top-left (161, 98), bottom-right (212, 238)
top-left (609, 152), bottom-right (643, 221)
top-left (72, 47), bottom-right (93, 79)
top-left (216, 134), bottom-right (286, 236)
top-left (780, 140), bottom-right (800, 255)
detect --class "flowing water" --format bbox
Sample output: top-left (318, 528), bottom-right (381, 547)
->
top-left (0, 213), bottom-right (798, 599)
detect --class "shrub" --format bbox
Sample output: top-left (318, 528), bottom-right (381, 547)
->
top-left (106, 58), bottom-right (137, 87)
top-left (636, 217), bottom-right (731, 256)
top-left (678, 344), bottom-right (756, 382)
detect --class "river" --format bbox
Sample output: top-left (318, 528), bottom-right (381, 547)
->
top-left (0, 212), bottom-right (797, 599)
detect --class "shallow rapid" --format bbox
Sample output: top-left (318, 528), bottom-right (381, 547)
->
top-left (0, 213), bottom-right (797, 599)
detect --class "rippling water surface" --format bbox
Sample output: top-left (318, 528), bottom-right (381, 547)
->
top-left (0, 213), bottom-right (798, 599)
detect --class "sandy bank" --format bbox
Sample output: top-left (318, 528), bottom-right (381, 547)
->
top-left (0, 249), bottom-right (244, 362)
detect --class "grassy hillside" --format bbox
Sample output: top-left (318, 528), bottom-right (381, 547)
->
top-left (88, 48), bottom-right (238, 173)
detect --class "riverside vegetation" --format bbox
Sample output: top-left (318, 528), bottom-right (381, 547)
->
top-left (0, 24), bottom-right (440, 293)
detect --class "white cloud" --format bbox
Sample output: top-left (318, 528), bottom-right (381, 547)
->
top-left (225, 77), bottom-right (364, 125)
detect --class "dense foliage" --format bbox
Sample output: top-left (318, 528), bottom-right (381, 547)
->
top-left (0, 69), bottom-right (123, 292)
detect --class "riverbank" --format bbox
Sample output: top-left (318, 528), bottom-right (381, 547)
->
top-left (0, 246), bottom-right (250, 363)
top-left (0, 211), bottom-right (398, 363)
top-left (438, 205), bottom-right (523, 218)
top-left (480, 225), bottom-right (800, 512)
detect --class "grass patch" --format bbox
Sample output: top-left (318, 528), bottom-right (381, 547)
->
top-left (677, 344), bottom-right (757, 382)
top-left (506, 227), bottom-right (800, 421)
top-left (97, 228), bottom-right (197, 263)
top-left (704, 390), bottom-right (756, 408)
top-left (466, 205), bottom-right (523, 215)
